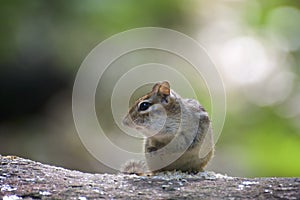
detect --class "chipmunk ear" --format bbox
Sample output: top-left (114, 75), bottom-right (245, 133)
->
top-left (158, 81), bottom-right (170, 96)
top-left (152, 81), bottom-right (170, 96)
top-left (152, 82), bottom-right (161, 92)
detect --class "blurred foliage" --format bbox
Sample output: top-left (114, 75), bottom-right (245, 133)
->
top-left (0, 0), bottom-right (299, 177)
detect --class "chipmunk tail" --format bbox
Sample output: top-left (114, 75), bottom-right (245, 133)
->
top-left (120, 160), bottom-right (149, 175)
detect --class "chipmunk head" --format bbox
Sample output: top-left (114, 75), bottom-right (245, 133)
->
top-left (123, 81), bottom-right (180, 136)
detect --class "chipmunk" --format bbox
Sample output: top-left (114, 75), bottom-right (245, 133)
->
top-left (121, 81), bottom-right (214, 174)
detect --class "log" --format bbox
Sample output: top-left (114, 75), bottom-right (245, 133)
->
top-left (0, 155), bottom-right (299, 199)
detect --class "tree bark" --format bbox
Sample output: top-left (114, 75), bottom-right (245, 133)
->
top-left (0, 155), bottom-right (299, 199)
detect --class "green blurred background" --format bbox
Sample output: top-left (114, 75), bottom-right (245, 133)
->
top-left (1, 0), bottom-right (300, 177)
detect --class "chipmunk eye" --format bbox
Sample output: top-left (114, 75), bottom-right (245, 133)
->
top-left (138, 101), bottom-right (151, 111)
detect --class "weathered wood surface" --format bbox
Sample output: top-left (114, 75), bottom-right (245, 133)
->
top-left (0, 155), bottom-right (299, 199)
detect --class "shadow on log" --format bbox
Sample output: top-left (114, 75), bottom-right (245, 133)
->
top-left (0, 155), bottom-right (299, 199)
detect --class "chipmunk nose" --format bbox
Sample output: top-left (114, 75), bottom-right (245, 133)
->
top-left (122, 114), bottom-right (133, 127)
